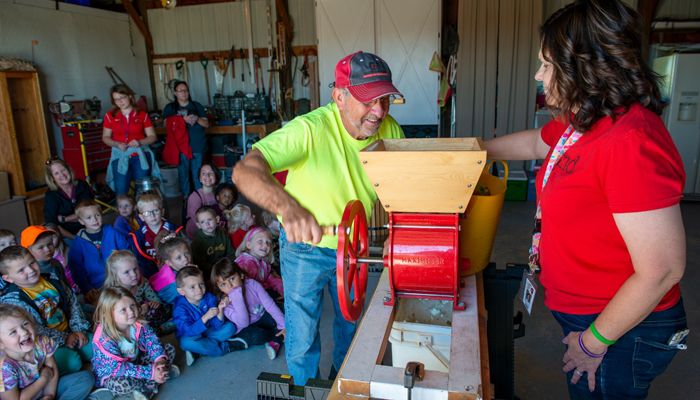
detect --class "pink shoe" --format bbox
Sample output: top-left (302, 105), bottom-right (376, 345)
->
top-left (265, 341), bottom-right (280, 360)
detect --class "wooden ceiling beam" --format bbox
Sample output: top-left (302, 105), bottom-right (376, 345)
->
top-left (143, 0), bottom-right (237, 10)
top-left (638, 0), bottom-right (660, 60)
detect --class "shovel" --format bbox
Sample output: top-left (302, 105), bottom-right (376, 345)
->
top-left (200, 57), bottom-right (211, 105)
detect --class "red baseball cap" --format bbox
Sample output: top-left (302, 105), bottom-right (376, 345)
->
top-left (334, 51), bottom-right (403, 103)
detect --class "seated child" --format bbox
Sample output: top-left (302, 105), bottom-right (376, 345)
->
top-left (235, 227), bottom-right (283, 299)
top-left (104, 250), bottom-right (170, 333)
top-left (224, 204), bottom-right (255, 249)
top-left (44, 223), bottom-right (79, 294)
top-left (213, 183), bottom-right (238, 226)
top-left (21, 226), bottom-right (72, 290)
top-left (113, 194), bottom-right (140, 237)
top-left (191, 206), bottom-right (234, 280)
top-left (173, 266), bottom-right (243, 366)
top-left (212, 258), bottom-right (285, 360)
top-left (0, 304), bottom-right (94, 400)
top-left (150, 232), bottom-right (193, 304)
top-left (92, 287), bottom-right (177, 399)
top-left (184, 164), bottom-right (219, 239)
top-left (0, 228), bottom-right (17, 290)
top-left (130, 192), bottom-right (181, 278)
top-left (0, 228), bottom-right (17, 251)
top-left (67, 199), bottom-right (130, 305)
top-left (260, 211), bottom-right (282, 274)
top-left (0, 246), bottom-right (92, 376)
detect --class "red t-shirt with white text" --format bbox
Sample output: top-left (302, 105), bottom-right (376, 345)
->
top-left (537, 104), bottom-right (684, 314)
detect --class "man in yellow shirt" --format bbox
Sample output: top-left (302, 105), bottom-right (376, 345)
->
top-left (233, 51), bottom-right (404, 385)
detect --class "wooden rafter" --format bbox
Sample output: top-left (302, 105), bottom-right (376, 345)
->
top-left (638, 0), bottom-right (660, 60)
top-left (143, 0), bottom-right (237, 9)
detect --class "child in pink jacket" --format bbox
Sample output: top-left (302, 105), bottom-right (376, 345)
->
top-left (234, 227), bottom-right (283, 299)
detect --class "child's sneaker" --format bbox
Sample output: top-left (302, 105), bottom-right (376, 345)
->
top-left (87, 388), bottom-right (113, 400)
top-left (185, 350), bottom-right (196, 366)
top-left (169, 364), bottom-right (181, 379)
top-left (227, 337), bottom-right (248, 351)
top-left (265, 341), bottom-right (281, 360)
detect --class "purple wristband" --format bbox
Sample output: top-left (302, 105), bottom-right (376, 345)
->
top-left (578, 332), bottom-right (606, 358)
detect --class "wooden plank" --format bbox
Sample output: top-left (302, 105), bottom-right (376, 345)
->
top-left (336, 269), bottom-right (395, 397)
top-left (360, 139), bottom-right (487, 213)
top-left (154, 121), bottom-right (279, 137)
top-left (0, 73), bottom-right (25, 197)
top-left (447, 275), bottom-right (482, 397)
top-left (152, 45), bottom-right (317, 62)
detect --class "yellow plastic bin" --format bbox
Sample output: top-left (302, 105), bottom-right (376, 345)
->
top-left (459, 160), bottom-right (508, 275)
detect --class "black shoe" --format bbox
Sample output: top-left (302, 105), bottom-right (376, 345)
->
top-left (227, 337), bottom-right (249, 352)
top-left (328, 365), bottom-right (338, 381)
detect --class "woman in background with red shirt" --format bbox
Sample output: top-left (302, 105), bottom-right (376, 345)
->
top-left (485, 1), bottom-right (687, 399)
top-left (102, 84), bottom-right (158, 195)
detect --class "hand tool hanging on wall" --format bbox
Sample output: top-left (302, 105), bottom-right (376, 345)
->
top-left (228, 45), bottom-right (236, 83)
top-left (240, 49), bottom-right (246, 88)
top-left (254, 54), bottom-right (261, 95)
top-left (200, 57), bottom-right (211, 105)
top-left (214, 58), bottom-right (228, 96)
top-left (243, 0), bottom-right (255, 83)
top-left (300, 54), bottom-right (310, 87)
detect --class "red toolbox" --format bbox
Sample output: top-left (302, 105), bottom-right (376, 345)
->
top-left (61, 120), bottom-right (111, 181)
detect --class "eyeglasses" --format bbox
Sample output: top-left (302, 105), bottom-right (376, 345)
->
top-left (113, 95), bottom-right (130, 103)
top-left (141, 209), bottom-right (162, 217)
top-left (175, 89), bottom-right (189, 93)
top-left (45, 155), bottom-right (60, 165)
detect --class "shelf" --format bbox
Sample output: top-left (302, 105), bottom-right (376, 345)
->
top-left (155, 121), bottom-right (280, 138)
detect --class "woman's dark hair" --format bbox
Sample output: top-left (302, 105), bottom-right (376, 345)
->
top-left (198, 163), bottom-right (220, 183)
top-left (109, 84), bottom-right (139, 117)
top-left (210, 258), bottom-right (248, 311)
top-left (540, 0), bottom-right (663, 132)
top-left (169, 80), bottom-right (194, 106)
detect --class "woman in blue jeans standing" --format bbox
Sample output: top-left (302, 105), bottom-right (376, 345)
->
top-left (486, 1), bottom-right (687, 398)
top-left (162, 80), bottom-right (209, 196)
top-left (102, 84), bottom-right (158, 195)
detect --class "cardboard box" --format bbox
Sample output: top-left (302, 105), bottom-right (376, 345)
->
top-left (0, 171), bottom-right (9, 202)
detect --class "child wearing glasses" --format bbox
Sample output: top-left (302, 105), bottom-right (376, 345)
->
top-left (130, 192), bottom-right (182, 278)
top-left (67, 199), bottom-right (130, 305)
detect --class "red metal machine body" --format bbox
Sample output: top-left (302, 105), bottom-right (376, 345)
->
top-left (336, 200), bottom-right (467, 321)
top-left (385, 212), bottom-right (464, 309)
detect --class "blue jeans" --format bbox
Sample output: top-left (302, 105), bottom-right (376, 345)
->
top-left (280, 229), bottom-right (356, 386)
top-left (552, 299), bottom-right (687, 399)
top-left (112, 153), bottom-right (152, 195)
top-left (179, 321), bottom-right (236, 356)
top-left (177, 152), bottom-right (203, 196)
top-left (57, 370), bottom-right (94, 400)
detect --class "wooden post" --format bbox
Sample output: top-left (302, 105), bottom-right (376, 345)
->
top-left (637, 0), bottom-right (659, 62)
top-left (124, 0), bottom-right (158, 111)
top-left (275, 0), bottom-right (294, 119)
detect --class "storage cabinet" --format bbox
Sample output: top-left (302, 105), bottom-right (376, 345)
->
top-left (0, 71), bottom-right (51, 224)
top-left (61, 121), bottom-right (111, 181)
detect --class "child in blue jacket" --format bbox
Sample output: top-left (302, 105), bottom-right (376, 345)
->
top-left (67, 199), bottom-right (130, 304)
top-left (172, 266), bottom-right (244, 366)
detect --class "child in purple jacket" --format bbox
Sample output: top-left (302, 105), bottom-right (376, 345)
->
top-left (92, 287), bottom-right (177, 399)
top-left (211, 258), bottom-right (285, 359)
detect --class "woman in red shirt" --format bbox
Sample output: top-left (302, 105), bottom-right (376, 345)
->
top-left (485, 1), bottom-right (687, 398)
top-left (102, 84), bottom-right (158, 195)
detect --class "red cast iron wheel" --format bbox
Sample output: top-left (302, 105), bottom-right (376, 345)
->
top-left (336, 200), bottom-right (369, 321)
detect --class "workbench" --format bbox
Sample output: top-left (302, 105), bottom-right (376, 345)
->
top-left (328, 270), bottom-right (492, 400)
top-left (154, 121), bottom-right (280, 138)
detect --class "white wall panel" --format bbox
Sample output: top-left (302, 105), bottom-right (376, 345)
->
top-left (0, 0), bottom-right (150, 153)
top-left (316, 0), bottom-right (439, 124)
top-left (656, 0), bottom-right (700, 20)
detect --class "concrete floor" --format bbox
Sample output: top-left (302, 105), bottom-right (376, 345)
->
top-left (154, 198), bottom-right (699, 399)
